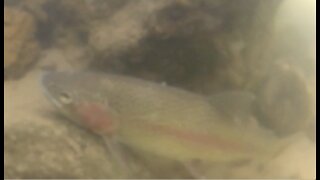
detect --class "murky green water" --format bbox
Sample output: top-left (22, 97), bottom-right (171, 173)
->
top-left (4, 0), bottom-right (315, 179)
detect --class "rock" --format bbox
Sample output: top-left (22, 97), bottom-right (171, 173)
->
top-left (201, 134), bottom-right (315, 179)
top-left (4, 71), bottom-right (152, 179)
top-left (88, 0), bottom-right (284, 95)
top-left (88, 0), bottom-right (172, 55)
top-left (261, 136), bottom-right (315, 179)
top-left (4, 7), bottom-right (40, 80)
top-left (4, 0), bottom-right (49, 22)
top-left (35, 46), bottom-right (93, 72)
top-left (255, 63), bottom-right (314, 136)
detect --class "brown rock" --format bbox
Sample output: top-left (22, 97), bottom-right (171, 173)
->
top-left (255, 63), bottom-right (314, 136)
top-left (4, 7), bottom-right (40, 80)
top-left (4, 71), bottom-right (152, 178)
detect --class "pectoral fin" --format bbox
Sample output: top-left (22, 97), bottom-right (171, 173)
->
top-left (182, 160), bottom-right (206, 179)
top-left (103, 136), bottom-right (130, 175)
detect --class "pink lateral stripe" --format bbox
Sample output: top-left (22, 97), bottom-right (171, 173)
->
top-left (140, 122), bottom-right (252, 152)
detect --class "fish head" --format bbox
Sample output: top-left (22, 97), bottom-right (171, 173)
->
top-left (40, 71), bottom-right (118, 135)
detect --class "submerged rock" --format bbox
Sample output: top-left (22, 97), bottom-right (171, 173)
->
top-left (4, 71), bottom-right (152, 179)
top-left (4, 7), bottom-right (40, 80)
top-left (255, 63), bottom-right (314, 136)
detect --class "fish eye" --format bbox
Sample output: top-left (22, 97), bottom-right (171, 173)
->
top-left (59, 92), bottom-right (73, 104)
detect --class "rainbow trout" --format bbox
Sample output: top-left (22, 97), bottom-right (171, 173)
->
top-left (40, 71), bottom-right (292, 164)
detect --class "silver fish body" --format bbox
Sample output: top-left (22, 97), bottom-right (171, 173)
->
top-left (41, 71), bottom-right (287, 163)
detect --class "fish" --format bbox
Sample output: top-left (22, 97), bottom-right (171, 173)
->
top-left (40, 71), bottom-right (295, 166)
